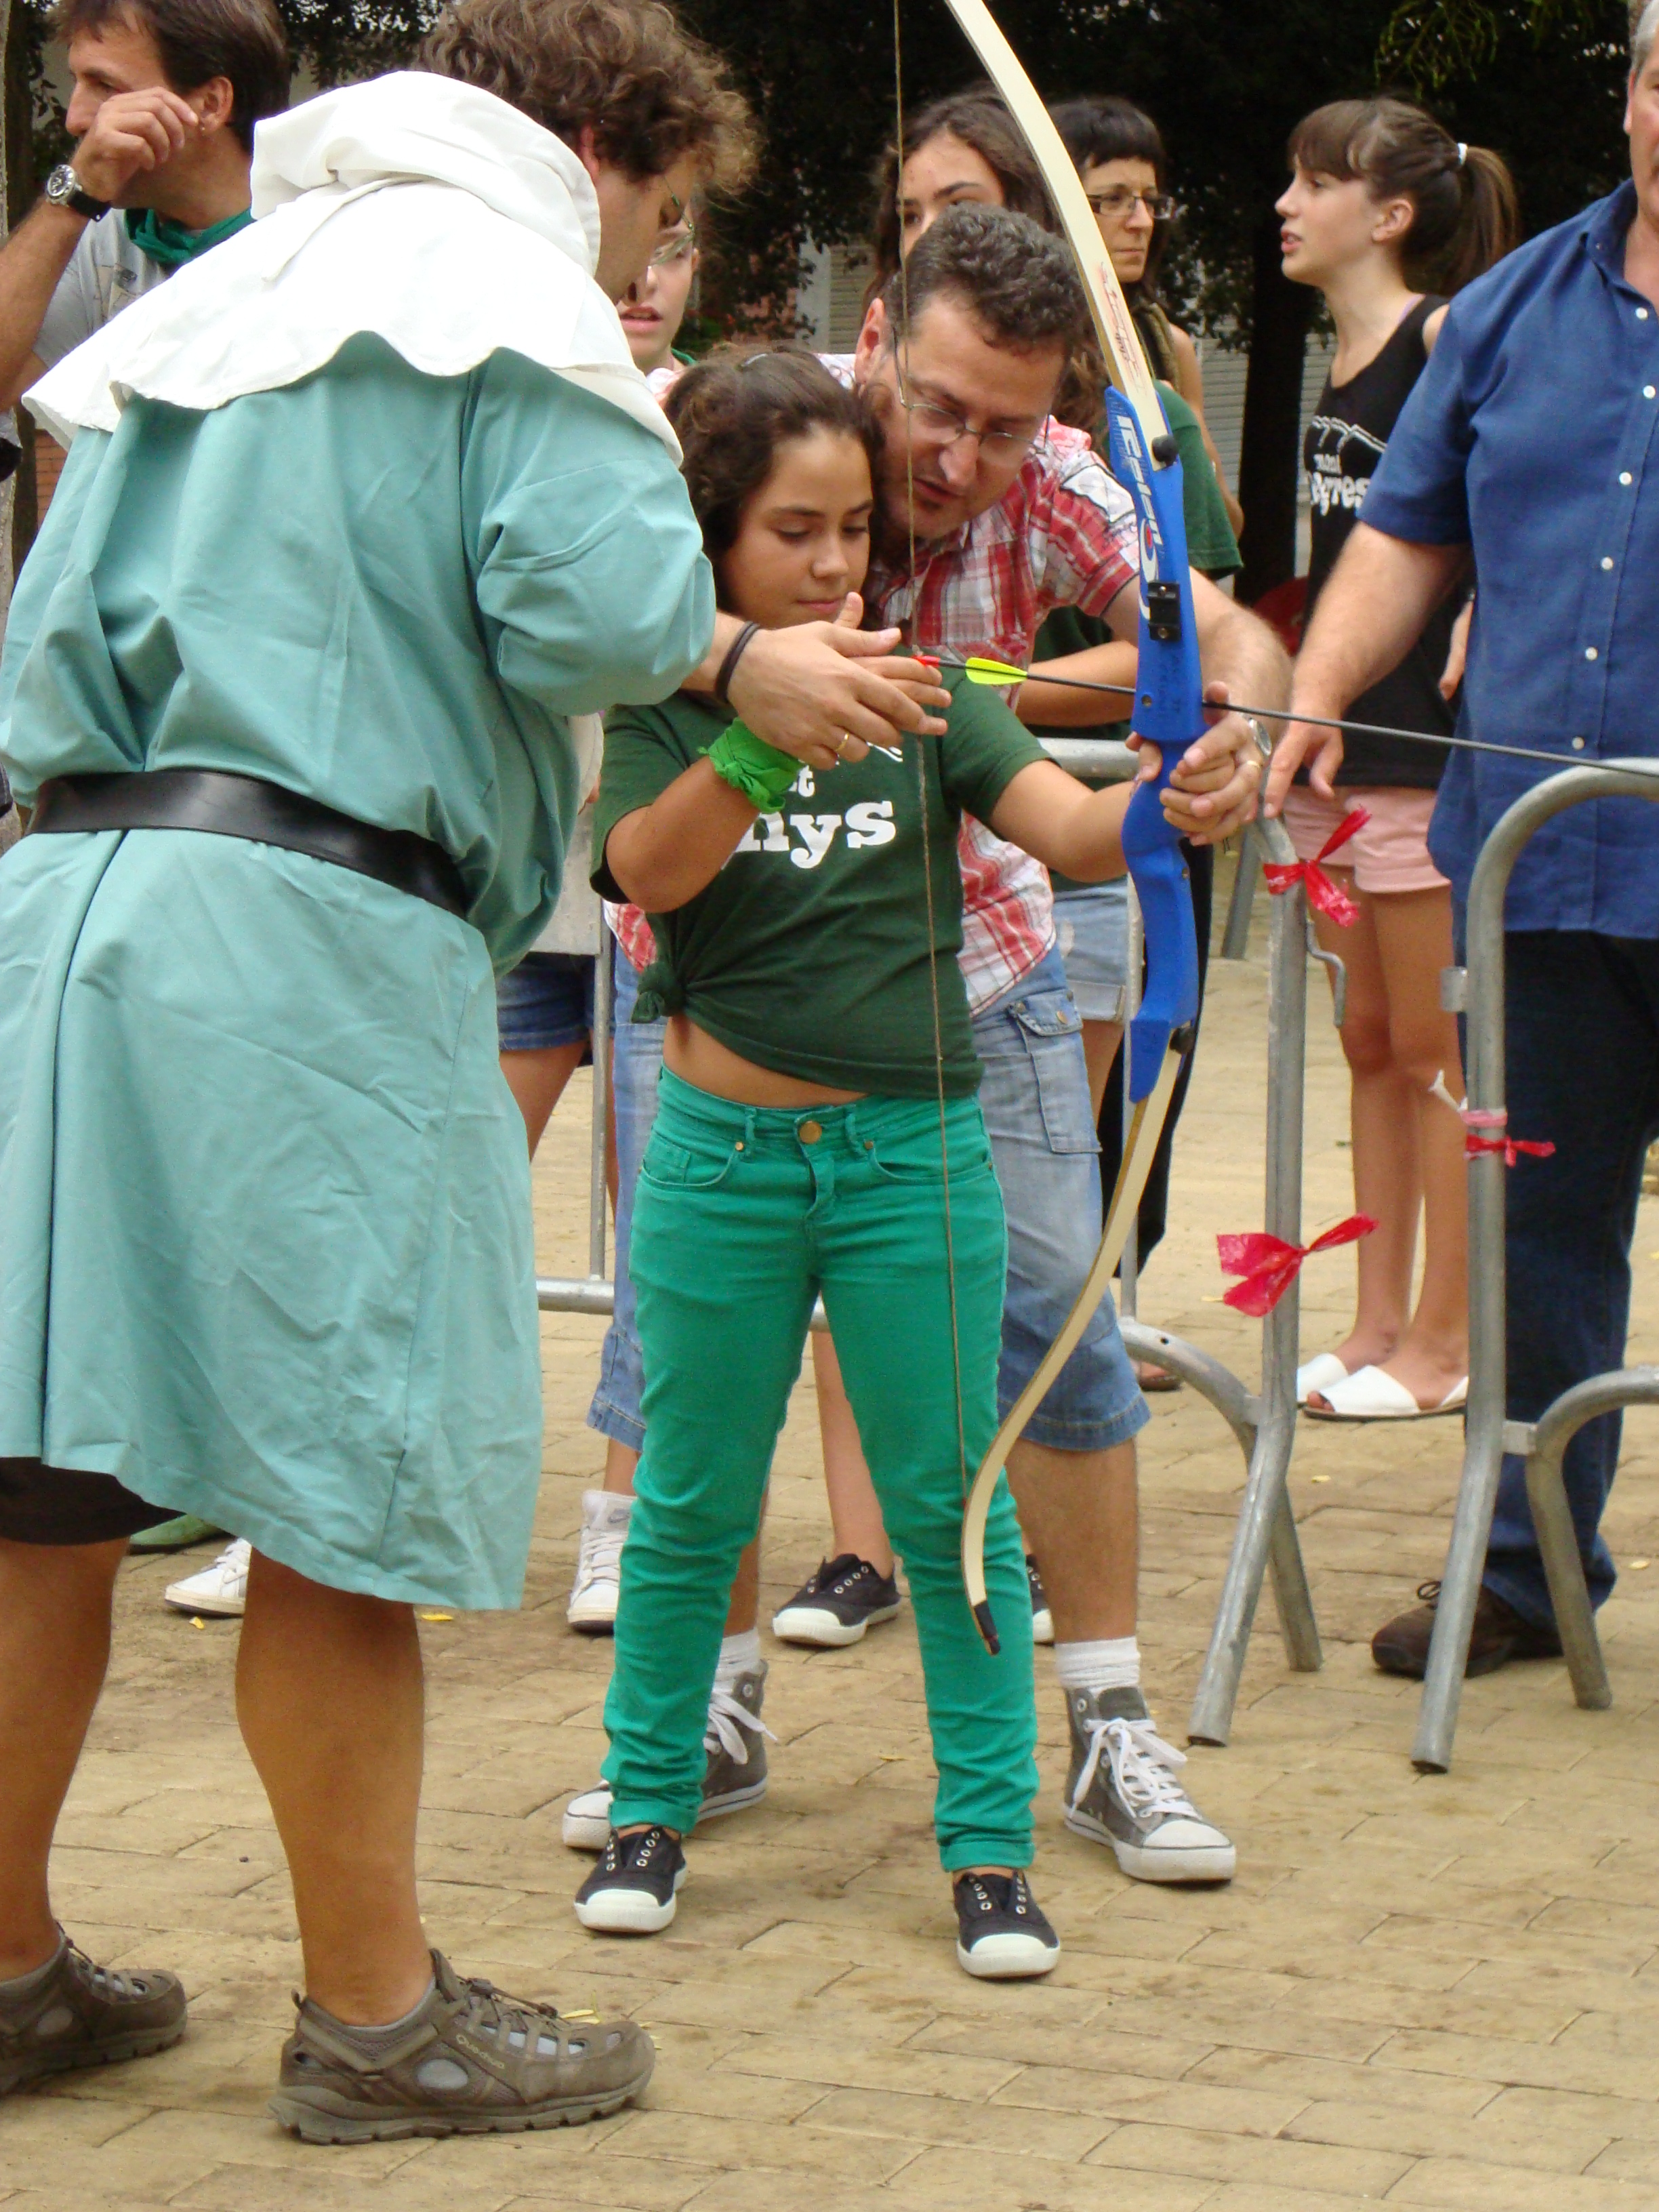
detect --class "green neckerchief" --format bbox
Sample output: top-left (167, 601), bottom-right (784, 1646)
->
top-left (125, 205), bottom-right (253, 270)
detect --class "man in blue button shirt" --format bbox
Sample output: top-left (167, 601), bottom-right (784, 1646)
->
top-left (1266, 2), bottom-right (1659, 1679)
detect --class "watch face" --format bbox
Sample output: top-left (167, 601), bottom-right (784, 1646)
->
top-left (45, 164), bottom-right (77, 201)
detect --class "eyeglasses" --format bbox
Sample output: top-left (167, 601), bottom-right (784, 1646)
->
top-left (1086, 186), bottom-right (1179, 222)
top-left (887, 348), bottom-right (1042, 459)
top-left (649, 189), bottom-right (697, 266)
top-left (650, 224), bottom-right (698, 267)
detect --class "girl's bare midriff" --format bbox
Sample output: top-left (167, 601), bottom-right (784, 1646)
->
top-left (665, 1014), bottom-right (866, 1107)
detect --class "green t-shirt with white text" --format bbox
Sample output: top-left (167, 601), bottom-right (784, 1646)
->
top-left (592, 674), bottom-right (1046, 1098)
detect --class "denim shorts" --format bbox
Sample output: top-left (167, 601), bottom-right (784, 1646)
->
top-left (1052, 879), bottom-right (1130, 1023)
top-left (972, 943), bottom-right (1148, 1454)
top-left (496, 951), bottom-right (596, 1052)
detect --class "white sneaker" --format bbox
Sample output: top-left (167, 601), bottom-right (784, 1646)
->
top-left (567, 1489), bottom-right (633, 1633)
top-left (165, 1538), bottom-right (251, 1618)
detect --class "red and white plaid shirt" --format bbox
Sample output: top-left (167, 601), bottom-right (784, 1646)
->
top-left (610, 405), bottom-right (1138, 1008)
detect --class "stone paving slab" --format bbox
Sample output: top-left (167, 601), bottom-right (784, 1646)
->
top-left (3, 854), bottom-right (1658, 2208)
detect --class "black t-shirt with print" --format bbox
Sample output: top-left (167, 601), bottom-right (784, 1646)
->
top-left (1304, 295), bottom-right (1456, 788)
top-left (592, 673), bottom-right (1047, 1099)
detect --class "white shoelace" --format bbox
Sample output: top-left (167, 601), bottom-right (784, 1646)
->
top-left (574, 1519), bottom-right (627, 1593)
top-left (1069, 1715), bottom-right (1199, 1824)
top-left (703, 1684), bottom-right (777, 1766)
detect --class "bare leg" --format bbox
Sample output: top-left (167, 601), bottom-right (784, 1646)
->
top-left (1006, 1440), bottom-right (1137, 1641)
top-left (235, 1553), bottom-right (431, 2025)
top-left (1366, 885), bottom-right (1468, 1406)
top-left (1310, 876), bottom-right (1418, 1373)
top-left (602, 1437), bottom-right (640, 1496)
top-left (499, 1040), bottom-right (589, 1156)
top-left (810, 1332), bottom-right (895, 1576)
top-left (0, 1538), bottom-right (125, 1978)
top-left (1080, 1018), bottom-right (1124, 1124)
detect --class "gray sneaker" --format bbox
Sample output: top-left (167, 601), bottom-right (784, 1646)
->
top-left (268, 1950), bottom-right (653, 2142)
top-left (1063, 1685), bottom-right (1236, 1883)
top-left (562, 1664), bottom-right (775, 1849)
top-left (0, 1934), bottom-right (186, 2095)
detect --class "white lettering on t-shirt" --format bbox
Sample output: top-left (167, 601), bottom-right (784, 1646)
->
top-left (794, 765), bottom-right (815, 798)
top-left (845, 800), bottom-right (897, 849)
top-left (788, 813), bottom-right (843, 869)
top-left (733, 820), bottom-right (762, 853)
top-left (759, 814), bottom-right (792, 852)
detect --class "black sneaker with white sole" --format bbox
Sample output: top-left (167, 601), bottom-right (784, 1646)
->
top-left (573, 1827), bottom-right (685, 1935)
top-left (771, 1555), bottom-right (902, 1647)
top-left (952, 1871), bottom-right (1061, 1980)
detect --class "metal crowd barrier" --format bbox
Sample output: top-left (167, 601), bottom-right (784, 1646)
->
top-left (1413, 762), bottom-right (1659, 1771)
top-left (535, 741), bottom-right (1336, 1744)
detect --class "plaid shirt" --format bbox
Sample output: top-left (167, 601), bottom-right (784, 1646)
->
top-left (864, 419), bottom-right (1137, 1010)
top-left (611, 413), bottom-right (1138, 1009)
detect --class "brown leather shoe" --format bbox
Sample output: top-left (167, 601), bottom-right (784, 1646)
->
top-left (1372, 1581), bottom-right (1564, 1679)
top-left (0, 1934), bottom-right (185, 2095)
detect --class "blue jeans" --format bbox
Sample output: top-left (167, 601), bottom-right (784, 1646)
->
top-left (586, 944), bottom-right (665, 1450)
top-left (1485, 931), bottom-right (1659, 1626)
top-left (972, 944), bottom-right (1148, 1454)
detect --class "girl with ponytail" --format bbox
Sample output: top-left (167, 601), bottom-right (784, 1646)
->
top-left (1278, 98), bottom-right (1518, 1424)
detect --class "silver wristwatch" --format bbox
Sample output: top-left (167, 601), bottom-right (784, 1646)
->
top-left (43, 163), bottom-right (110, 222)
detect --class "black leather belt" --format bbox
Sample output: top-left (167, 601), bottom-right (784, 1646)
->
top-left (30, 768), bottom-right (470, 920)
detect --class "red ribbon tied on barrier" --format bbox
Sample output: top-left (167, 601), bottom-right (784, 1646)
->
top-left (1428, 1076), bottom-right (1557, 1167)
top-left (1216, 1214), bottom-right (1378, 1317)
top-left (1262, 806), bottom-right (1370, 926)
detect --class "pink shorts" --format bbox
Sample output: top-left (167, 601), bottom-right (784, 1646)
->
top-left (1279, 785), bottom-right (1449, 895)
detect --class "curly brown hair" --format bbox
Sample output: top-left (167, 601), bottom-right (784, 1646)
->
top-left (664, 346), bottom-right (879, 600)
top-left (419, 0), bottom-right (754, 192)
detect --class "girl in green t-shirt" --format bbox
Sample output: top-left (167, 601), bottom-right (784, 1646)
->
top-left (575, 347), bottom-right (1246, 1977)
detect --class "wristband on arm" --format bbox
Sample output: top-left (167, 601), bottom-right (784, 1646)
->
top-left (705, 720), bottom-right (801, 811)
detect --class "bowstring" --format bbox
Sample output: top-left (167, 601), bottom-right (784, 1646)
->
top-left (892, 0), bottom-right (972, 1537)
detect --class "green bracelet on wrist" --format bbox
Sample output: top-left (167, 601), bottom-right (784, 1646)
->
top-left (705, 720), bottom-right (802, 811)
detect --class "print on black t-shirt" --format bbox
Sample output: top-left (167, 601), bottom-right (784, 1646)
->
top-left (1303, 295), bottom-right (1458, 788)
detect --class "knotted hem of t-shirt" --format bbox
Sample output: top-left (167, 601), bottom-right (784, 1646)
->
top-left (635, 956), bottom-right (685, 1021)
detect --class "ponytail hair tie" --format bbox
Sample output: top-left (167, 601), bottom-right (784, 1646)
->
top-left (1456, 142), bottom-right (1468, 166)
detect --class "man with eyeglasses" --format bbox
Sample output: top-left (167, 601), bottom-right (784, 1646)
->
top-left (679, 204), bottom-right (1286, 1889)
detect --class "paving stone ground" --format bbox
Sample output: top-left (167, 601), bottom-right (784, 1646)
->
top-left (5, 858), bottom-right (1658, 2210)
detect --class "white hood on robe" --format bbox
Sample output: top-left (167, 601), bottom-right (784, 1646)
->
top-left (27, 71), bottom-right (678, 456)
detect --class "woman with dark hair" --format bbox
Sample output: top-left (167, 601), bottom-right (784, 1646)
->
top-left (1050, 94), bottom-right (1241, 535)
top-left (1279, 98), bottom-right (1519, 1422)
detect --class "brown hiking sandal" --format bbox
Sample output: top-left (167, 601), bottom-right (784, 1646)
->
top-left (0, 1934), bottom-right (186, 2095)
top-left (1372, 1580), bottom-right (1564, 1680)
top-left (268, 1949), bottom-right (653, 2142)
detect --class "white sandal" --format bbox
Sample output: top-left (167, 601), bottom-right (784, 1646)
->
top-left (1305, 1365), bottom-right (1468, 1421)
top-left (1296, 1352), bottom-right (1349, 1406)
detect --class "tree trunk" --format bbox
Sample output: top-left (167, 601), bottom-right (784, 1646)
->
top-left (1235, 207), bottom-right (1313, 606)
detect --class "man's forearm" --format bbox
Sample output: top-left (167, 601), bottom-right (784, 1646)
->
top-left (0, 201), bottom-right (85, 409)
top-left (1195, 586), bottom-right (1290, 714)
top-left (1294, 523), bottom-right (1467, 715)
